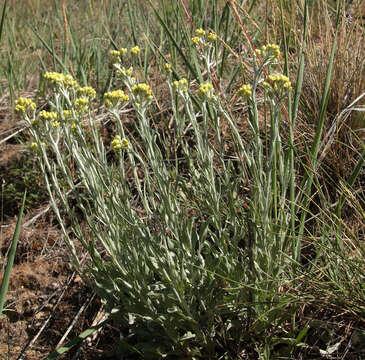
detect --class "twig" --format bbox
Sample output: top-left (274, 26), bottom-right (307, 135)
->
top-left (56, 293), bottom-right (95, 348)
top-left (16, 272), bottom-right (77, 360)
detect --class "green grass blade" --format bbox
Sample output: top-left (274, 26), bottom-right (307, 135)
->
top-left (336, 147), bottom-right (365, 217)
top-left (0, 0), bottom-right (8, 46)
top-left (291, 1), bottom-right (307, 125)
top-left (310, 0), bottom-right (342, 163)
top-left (127, 0), bottom-right (137, 45)
top-left (31, 26), bottom-right (68, 73)
top-left (297, 0), bottom-right (342, 249)
top-left (289, 0), bottom-right (307, 261)
top-left (148, 0), bottom-right (198, 79)
top-left (0, 190), bottom-right (27, 316)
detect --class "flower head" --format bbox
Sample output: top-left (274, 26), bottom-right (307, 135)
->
top-left (192, 36), bottom-right (200, 45)
top-left (104, 90), bottom-right (130, 108)
top-left (39, 110), bottom-right (58, 122)
top-left (38, 111), bottom-right (60, 128)
top-left (196, 28), bottom-right (206, 37)
top-left (263, 74), bottom-right (292, 93)
top-left (257, 44), bottom-right (281, 62)
top-left (132, 83), bottom-right (153, 100)
top-left (130, 46), bottom-right (141, 56)
top-left (165, 63), bottom-right (172, 73)
top-left (74, 97), bottom-right (89, 112)
top-left (119, 47), bottom-right (128, 56)
top-left (29, 141), bottom-right (46, 152)
top-left (109, 49), bottom-right (120, 58)
top-left (77, 86), bottom-right (96, 99)
top-left (236, 84), bottom-right (252, 99)
top-left (111, 135), bottom-right (129, 150)
top-left (207, 32), bottom-right (217, 41)
top-left (14, 97), bottom-right (36, 116)
top-left (62, 110), bottom-right (73, 120)
top-left (197, 82), bottom-right (215, 101)
top-left (116, 66), bottom-right (134, 83)
top-left (172, 78), bottom-right (189, 93)
top-left (29, 142), bottom-right (39, 152)
top-left (43, 72), bottom-right (78, 89)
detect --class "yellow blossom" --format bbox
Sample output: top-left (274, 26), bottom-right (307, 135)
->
top-left (116, 66), bottom-right (134, 79)
top-left (192, 36), bottom-right (200, 45)
top-left (109, 49), bottom-right (120, 58)
top-left (165, 63), bottom-right (172, 73)
top-left (104, 89), bottom-right (130, 108)
top-left (63, 74), bottom-right (78, 88)
top-left (14, 97), bottom-right (36, 115)
top-left (39, 110), bottom-right (58, 121)
top-left (29, 141), bottom-right (45, 152)
top-left (197, 82), bottom-right (214, 100)
top-left (111, 135), bottom-right (129, 150)
top-left (172, 78), bottom-right (188, 93)
top-left (29, 142), bottom-right (39, 151)
top-left (132, 83), bottom-right (153, 100)
top-left (236, 84), bottom-right (252, 99)
top-left (77, 86), bottom-right (96, 99)
top-left (43, 72), bottom-right (78, 89)
top-left (119, 47), bottom-right (128, 55)
top-left (74, 97), bottom-right (89, 112)
top-left (257, 44), bottom-right (281, 62)
top-left (263, 74), bottom-right (292, 93)
top-left (62, 110), bottom-right (73, 120)
top-left (196, 28), bottom-right (206, 37)
top-left (130, 46), bottom-right (141, 56)
top-left (207, 32), bottom-right (217, 41)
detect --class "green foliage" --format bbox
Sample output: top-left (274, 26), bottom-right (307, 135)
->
top-left (7, 0), bottom-right (365, 358)
top-left (0, 190), bottom-right (26, 316)
top-left (1, 153), bottom-right (48, 216)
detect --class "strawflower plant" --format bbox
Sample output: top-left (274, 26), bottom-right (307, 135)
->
top-left (15, 15), bottom-right (364, 358)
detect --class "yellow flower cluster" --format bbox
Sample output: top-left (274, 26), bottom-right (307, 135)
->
top-left (132, 83), bottom-right (153, 100)
top-left (165, 63), bottom-right (172, 73)
top-left (61, 110), bottom-right (79, 130)
top-left (109, 46), bottom-right (140, 62)
top-left (130, 46), bottom-right (141, 56)
top-left (192, 28), bottom-right (217, 45)
top-left (263, 74), bottom-right (292, 92)
top-left (119, 48), bottom-right (128, 56)
top-left (14, 97), bottom-right (36, 115)
top-left (74, 97), bottom-right (89, 112)
top-left (29, 141), bottom-right (46, 152)
top-left (39, 110), bottom-right (58, 121)
top-left (256, 44), bottom-right (281, 61)
top-left (29, 142), bottom-right (39, 151)
top-left (111, 135), bottom-right (129, 150)
top-left (196, 28), bottom-right (206, 37)
top-left (43, 72), bottom-right (78, 89)
top-left (116, 66), bottom-right (133, 78)
top-left (207, 32), bottom-right (217, 41)
top-left (197, 82), bottom-right (214, 100)
top-left (172, 78), bottom-right (188, 93)
top-left (104, 90), bottom-right (130, 108)
top-left (236, 84), bottom-right (252, 99)
top-left (192, 36), bottom-right (200, 45)
top-left (109, 50), bottom-right (120, 58)
top-left (62, 110), bottom-right (73, 120)
top-left (77, 86), bottom-right (96, 99)
top-left (39, 110), bottom-right (60, 127)
top-left (109, 48), bottom-right (128, 61)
